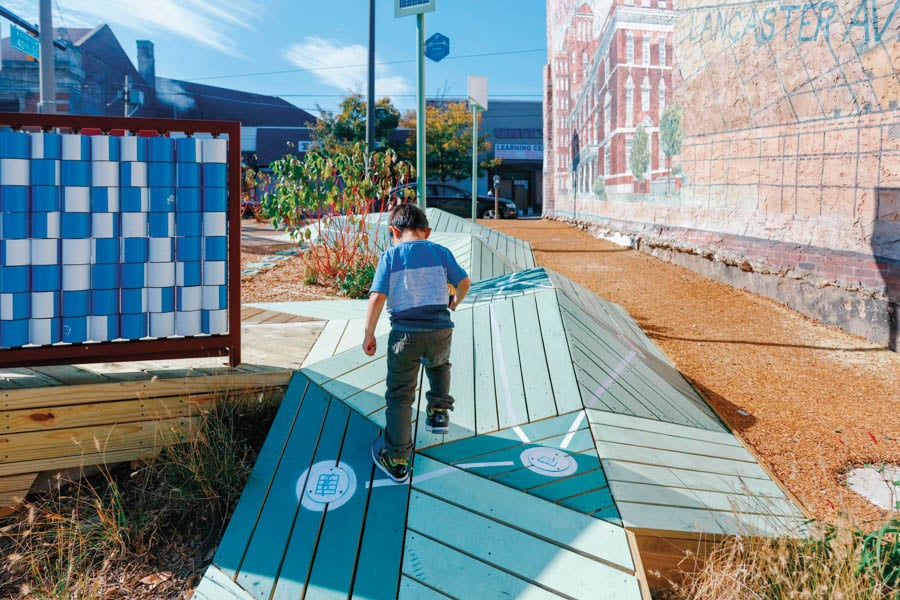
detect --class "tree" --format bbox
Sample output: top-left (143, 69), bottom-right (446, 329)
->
top-left (630, 124), bottom-right (650, 186)
top-left (313, 94), bottom-right (401, 153)
top-left (660, 103), bottom-right (684, 192)
top-left (400, 101), bottom-right (499, 182)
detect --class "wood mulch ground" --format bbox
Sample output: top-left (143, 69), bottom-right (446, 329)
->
top-left (240, 216), bottom-right (900, 525)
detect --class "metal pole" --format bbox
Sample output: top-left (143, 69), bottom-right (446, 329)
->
top-left (123, 75), bottom-right (130, 117)
top-left (471, 105), bottom-right (478, 222)
top-left (38, 0), bottom-right (56, 114)
top-left (366, 0), bottom-right (375, 150)
top-left (416, 12), bottom-right (426, 209)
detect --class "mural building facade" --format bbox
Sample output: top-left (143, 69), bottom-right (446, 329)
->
top-left (545, 0), bottom-right (900, 348)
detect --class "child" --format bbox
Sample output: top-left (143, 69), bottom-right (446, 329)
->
top-left (362, 203), bottom-right (470, 483)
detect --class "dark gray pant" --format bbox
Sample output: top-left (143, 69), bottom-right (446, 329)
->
top-left (384, 328), bottom-right (454, 460)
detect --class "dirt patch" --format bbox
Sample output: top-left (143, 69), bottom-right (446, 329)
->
top-left (487, 217), bottom-right (900, 526)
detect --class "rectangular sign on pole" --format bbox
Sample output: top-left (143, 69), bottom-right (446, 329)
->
top-left (11, 25), bottom-right (39, 60)
top-left (395, 0), bottom-right (436, 17)
top-left (468, 75), bottom-right (488, 110)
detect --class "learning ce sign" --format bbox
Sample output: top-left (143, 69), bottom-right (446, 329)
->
top-left (520, 447), bottom-right (578, 477)
top-left (297, 461), bottom-right (357, 512)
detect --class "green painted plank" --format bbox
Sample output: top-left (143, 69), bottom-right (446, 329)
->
top-left (472, 304), bottom-right (499, 434)
top-left (302, 320), bottom-right (348, 367)
top-left (489, 448), bottom-right (601, 491)
top-left (512, 294), bottom-right (558, 421)
top-left (593, 506), bottom-right (624, 525)
top-left (269, 400), bottom-right (352, 600)
top-left (602, 459), bottom-right (788, 498)
top-left (558, 487), bottom-right (617, 514)
top-left (447, 306), bottom-right (476, 435)
top-left (591, 425), bottom-right (756, 463)
top-left (302, 410), bottom-right (379, 600)
top-left (609, 480), bottom-right (802, 517)
top-left (588, 409), bottom-right (734, 444)
top-left (318, 354), bottom-right (387, 402)
top-left (489, 301), bottom-right (529, 428)
top-left (412, 455), bottom-right (635, 571)
top-left (470, 236), bottom-right (483, 281)
top-left (303, 343), bottom-right (386, 387)
top-left (535, 290), bottom-right (582, 414)
top-left (421, 428), bottom-right (523, 464)
top-left (408, 490), bottom-right (641, 599)
top-left (595, 441), bottom-right (771, 479)
top-left (214, 373), bottom-right (310, 579)
top-left (528, 467), bottom-right (610, 503)
top-left (351, 454), bottom-right (411, 600)
top-left (194, 564), bottom-right (254, 600)
top-left (234, 385), bottom-right (330, 598)
top-left (398, 576), bottom-right (452, 600)
top-left (615, 500), bottom-right (732, 534)
top-left (403, 531), bottom-right (567, 600)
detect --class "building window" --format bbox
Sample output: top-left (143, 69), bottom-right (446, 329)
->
top-left (658, 132), bottom-right (665, 169)
top-left (659, 85), bottom-right (666, 115)
top-left (659, 0), bottom-right (666, 8)
top-left (625, 137), bottom-right (633, 173)
top-left (642, 76), bottom-right (651, 112)
top-left (605, 56), bottom-right (610, 79)
top-left (625, 77), bottom-right (634, 127)
top-left (643, 35), bottom-right (650, 65)
top-left (659, 40), bottom-right (666, 66)
top-left (604, 144), bottom-right (611, 175)
top-left (626, 32), bottom-right (634, 64)
top-left (604, 93), bottom-right (611, 139)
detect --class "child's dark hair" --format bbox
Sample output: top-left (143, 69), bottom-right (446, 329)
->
top-left (389, 202), bottom-right (429, 231)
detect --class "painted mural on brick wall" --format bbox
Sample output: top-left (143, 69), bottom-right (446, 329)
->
top-left (544, 0), bottom-right (899, 262)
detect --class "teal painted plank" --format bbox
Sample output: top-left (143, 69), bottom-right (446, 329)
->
top-left (421, 428), bottom-right (523, 464)
top-left (489, 300), bottom-right (529, 428)
top-left (512, 294), bottom-right (558, 421)
top-left (350, 452), bottom-right (411, 600)
top-left (403, 531), bottom-right (567, 600)
top-left (412, 455), bottom-right (635, 571)
top-left (489, 449), bottom-right (602, 491)
top-left (447, 306), bottom-right (476, 435)
top-left (318, 357), bottom-right (387, 402)
top-left (470, 236), bottom-right (483, 281)
top-left (592, 425), bottom-right (756, 463)
top-left (344, 382), bottom-right (387, 418)
top-left (303, 346), bottom-right (385, 388)
top-left (194, 564), bottom-right (254, 600)
top-left (593, 506), bottom-right (624, 525)
top-left (302, 320), bottom-right (348, 367)
top-left (408, 490), bottom-right (642, 599)
top-left (528, 467), bottom-right (610, 503)
top-left (302, 411), bottom-right (379, 600)
top-left (535, 290), bottom-right (582, 414)
top-left (609, 480), bottom-right (802, 517)
top-left (588, 409), bottom-right (734, 444)
top-left (614, 500), bottom-right (739, 535)
top-left (557, 487), bottom-right (616, 514)
top-left (472, 304), bottom-right (499, 434)
top-left (398, 576), bottom-right (452, 599)
top-left (595, 440), bottom-right (771, 479)
top-left (235, 385), bottom-right (331, 599)
top-left (215, 374), bottom-right (310, 579)
top-left (269, 400), bottom-right (352, 600)
top-left (602, 459), bottom-right (788, 498)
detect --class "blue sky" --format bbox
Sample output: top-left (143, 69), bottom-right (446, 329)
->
top-left (2, 0), bottom-right (547, 115)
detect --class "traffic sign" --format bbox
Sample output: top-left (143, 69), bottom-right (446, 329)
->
top-left (394, 0), bottom-right (436, 17)
top-left (425, 32), bottom-right (449, 62)
top-left (10, 25), bottom-right (39, 60)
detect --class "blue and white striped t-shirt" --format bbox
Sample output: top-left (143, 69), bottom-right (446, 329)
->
top-left (370, 240), bottom-right (468, 331)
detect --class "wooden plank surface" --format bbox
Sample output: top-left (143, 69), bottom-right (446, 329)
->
top-left (489, 302), bottom-right (528, 429)
top-left (0, 472), bottom-right (37, 507)
top-left (192, 564), bottom-right (255, 600)
top-left (512, 294), bottom-right (557, 421)
top-left (472, 304), bottom-right (498, 434)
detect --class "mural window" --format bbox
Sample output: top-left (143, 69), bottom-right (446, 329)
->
top-left (625, 137), bottom-right (633, 172)
top-left (626, 32), bottom-right (634, 64)
top-left (659, 85), bottom-right (665, 115)
top-left (625, 77), bottom-right (634, 127)
top-left (642, 76), bottom-right (651, 112)
top-left (604, 144), bottom-right (611, 175)
top-left (605, 56), bottom-right (610, 79)
top-left (643, 35), bottom-right (650, 66)
top-left (659, 40), bottom-right (666, 66)
top-left (658, 133), bottom-right (665, 168)
top-left (604, 93), bottom-right (611, 138)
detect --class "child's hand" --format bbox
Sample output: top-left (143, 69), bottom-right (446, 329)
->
top-left (362, 333), bottom-right (377, 356)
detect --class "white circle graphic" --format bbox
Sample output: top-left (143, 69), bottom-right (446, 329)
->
top-left (520, 447), bottom-right (578, 478)
top-left (297, 461), bottom-right (357, 512)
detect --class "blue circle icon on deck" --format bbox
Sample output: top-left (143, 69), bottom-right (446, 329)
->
top-left (298, 461), bottom-right (357, 511)
top-left (520, 447), bottom-right (578, 477)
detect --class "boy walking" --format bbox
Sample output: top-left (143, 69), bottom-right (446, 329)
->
top-left (362, 204), bottom-right (470, 483)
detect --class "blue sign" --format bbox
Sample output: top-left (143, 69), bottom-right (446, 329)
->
top-left (425, 33), bottom-right (450, 62)
top-left (10, 26), bottom-right (39, 60)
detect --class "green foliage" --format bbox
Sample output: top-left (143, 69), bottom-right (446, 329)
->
top-left (260, 143), bottom-right (412, 287)
top-left (314, 93), bottom-right (401, 153)
top-left (338, 259), bottom-right (377, 299)
top-left (660, 103), bottom-right (684, 161)
top-left (630, 125), bottom-right (650, 183)
top-left (593, 177), bottom-right (606, 199)
top-left (401, 101), bottom-right (500, 182)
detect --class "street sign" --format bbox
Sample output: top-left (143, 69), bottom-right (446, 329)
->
top-left (468, 75), bottom-right (488, 110)
top-left (10, 25), bottom-right (39, 60)
top-left (394, 0), bottom-right (436, 17)
top-left (425, 32), bottom-right (449, 62)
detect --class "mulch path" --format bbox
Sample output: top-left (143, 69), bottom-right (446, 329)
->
top-left (239, 216), bottom-right (899, 525)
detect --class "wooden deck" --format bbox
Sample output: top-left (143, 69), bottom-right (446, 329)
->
top-left (196, 211), bottom-right (808, 598)
top-left (0, 305), bottom-right (325, 515)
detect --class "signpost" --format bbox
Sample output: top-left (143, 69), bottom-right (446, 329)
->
top-left (468, 75), bottom-right (488, 222)
top-left (10, 25), bottom-right (39, 60)
top-left (425, 33), bottom-right (449, 62)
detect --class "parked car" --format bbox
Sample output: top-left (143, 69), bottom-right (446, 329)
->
top-left (388, 182), bottom-right (518, 219)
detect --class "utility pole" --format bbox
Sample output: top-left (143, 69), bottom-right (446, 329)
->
top-left (38, 0), bottom-right (56, 113)
top-left (366, 0), bottom-right (375, 150)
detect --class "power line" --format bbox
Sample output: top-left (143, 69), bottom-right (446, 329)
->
top-left (188, 47), bottom-right (547, 82)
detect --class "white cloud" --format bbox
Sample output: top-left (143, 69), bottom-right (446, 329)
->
top-left (284, 37), bottom-right (411, 99)
top-left (6, 0), bottom-right (261, 57)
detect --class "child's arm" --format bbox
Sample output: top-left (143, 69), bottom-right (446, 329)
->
top-left (449, 276), bottom-right (471, 310)
top-left (362, 292), bottom-right (387, 355)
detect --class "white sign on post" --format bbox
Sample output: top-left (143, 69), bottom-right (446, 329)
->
top-left (468, 75), bottom-right (488, 111)
top-left (394, 0), bottom-right (436, 17)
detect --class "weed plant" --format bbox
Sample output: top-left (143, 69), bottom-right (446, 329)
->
top-left (0, 388), bottom-right (281, 599)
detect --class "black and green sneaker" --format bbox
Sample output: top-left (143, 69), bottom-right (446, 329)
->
top-left (425, 408), bottom-right (450, 434)
top-left (371, 438), bottom-right (410, 483)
